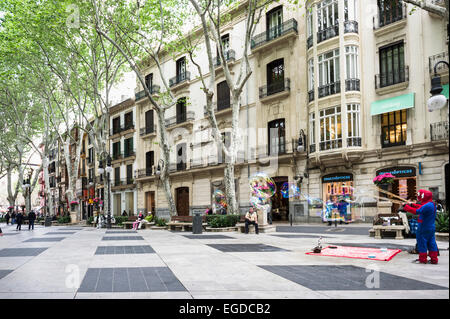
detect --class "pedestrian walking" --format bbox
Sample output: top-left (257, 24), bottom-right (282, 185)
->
top-left (28, 210), bottom-right (36, 230)
top-left (15, 212), bottom-right (23, 231)
top-left (11, 211), bottom-right (16, 225)
top-left (5, 212), bottom-right (10, 225)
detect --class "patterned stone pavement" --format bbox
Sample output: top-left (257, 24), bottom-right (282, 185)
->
top-left (0, 222), bottom-right (448, 299)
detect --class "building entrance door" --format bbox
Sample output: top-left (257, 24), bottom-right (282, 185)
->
top-left (145, 191), bottom-right (156, 215)
top-left (176, 187), bottom-right (190, 216)
top-left (271, 177), bottom-right (289, 222)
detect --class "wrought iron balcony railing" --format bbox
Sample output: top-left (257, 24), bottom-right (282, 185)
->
top-left (374, 2), bottom-right (406, 29)
top-left (307, 35), bottom-right (313, 49)
top-left (140, 125), bottom-right (156, 136)
top-left (165, 111), bottom-right (195, 128)
top-left (214, 49), bottom-right (236, 67)
top-left (136, 168), bottom-right (153, 178)
top-left (375, 66), bottom-right (409, 89)
top-left (308, 90), bottom-right (315, 103)
top-left (320, 138), bottom-right (342, 151)
top-left (112, 152), bottom-right (123, 161)
top-left (347, 137), bottom-right (362, 147)
top-left (344, 20), bottom-right (358, 34)
top-left (123, 149), bottom-right (136, 158)
top-left (345, 78), bottom-right (360, 91)
top-left (259, 78), bottom-right (290, 99)
top-left (318, 81), bottom-right (341, 98)
top-left (309, 144), bottom-right (316, 154)
top-left (431, 121), bottom-right (449, 141)
top-left (251, 19), bottom-right (298, 49)
top-left (135, 85), bottom-right (161, 101)
top-left (169, 71), bottom-right (191, 87)
top-left (317, 24), bottom-right (339, 43)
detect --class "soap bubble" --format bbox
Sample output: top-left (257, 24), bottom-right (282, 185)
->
top-left (212, 189), bottom-right (227, 208)
top-left (249, 196), bottom-right (268, 210)
top-left (249, 172), bottom-right (276, 200)
top-left (281, 182), bottom-right (300, 198)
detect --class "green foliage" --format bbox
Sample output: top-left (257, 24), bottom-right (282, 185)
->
top-left (114, 216), bottom-right (128, 226)
top-left (207, 214), bottom-right (239, 228)
top-left (154, 217), bottom-right (167, 227)
top-left (86, 216), bottom-right (94, 225)
top-left (0, 218), bottom-right (5, 223)
top-left (436, 210), bottom-right (449, 233)
top-left (57, 215), bottom-right (71, 224)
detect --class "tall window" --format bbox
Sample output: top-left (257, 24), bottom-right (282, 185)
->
top-left (381, 110), bottom-right (407, 147)
top-left (217, 81), bottom-right (230, 111)
top-left (308, 58), bottom-right (314, 100)
top-left (145, 73), bottom-right (153, 90)
top-left (344, 0), bottom-right (358, 21)
top-left (146, 151), bottom-right (154, 175)
top-left (124, 137), bottom-right (134, 157)
top-left (220, 34), bottom-right (230, 51)
top-left (176, 97), bottom-right (187, 123)
top-left (88, 148), bottom-right (94, 164)
top-left (320, 106), bottom-right (342, 150)
top-left (378, 0), bottom-right (404, 28)
top-left (114, 167), bottom-right (120, 185)
top-left (112, 117), bottom-right (121, 134)
top-left (345, 46), bottom-right (359, 91)
top-left (124, 111), bottom-right (133, 130)
top-left (306, 8), bottom-right (313, 48)
top-left (266, 6), bottom-right (283, 39)
top-left (112, 141), bottom-right (121, 159)
top-left (347, 104), bottom-right (361, 146)
top-left (318, 49), bottom-right (340, 97)
top-left (309, 113), bottom-right (316, 153)
top-left (317, 0), bottom-right (339, 42)
top-left (267, 59), bottom-right (285, 95)
top-left (268, 119), bottom-right (286, 155)
top-left (176, 57), bottom-right (186, 79)
top-left (126, 164), bottom-right (133, 184)
top-left (379, 41), bottom-right (405, 88)
top-left (145, 110), bottom-right (154, 134)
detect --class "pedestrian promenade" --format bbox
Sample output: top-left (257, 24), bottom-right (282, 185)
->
top-left (0, 223), bottom-right (448, 299)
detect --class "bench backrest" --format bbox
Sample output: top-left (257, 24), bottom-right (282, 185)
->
top-left (171, 215), bottom-right (206, 222)
top-left (127, 216), bottom-right (138, 221)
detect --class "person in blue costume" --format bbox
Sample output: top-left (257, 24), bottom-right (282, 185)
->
top-left (403, 189), bottom-right (439, 264)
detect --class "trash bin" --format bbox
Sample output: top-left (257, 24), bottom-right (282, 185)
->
top-left (192, 213), bottom-right (203, 234)
top-left (44, 216), bottom-right (52, 227)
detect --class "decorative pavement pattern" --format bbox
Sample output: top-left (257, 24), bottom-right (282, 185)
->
top-left (95, 245), bottom-right (155, 255)
top-left (0, 223), bottom-right (448, 299)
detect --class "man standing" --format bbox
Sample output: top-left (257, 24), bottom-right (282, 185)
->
top-left (245, 208), bottom-right (259, 234)
top-left (28, 210), bottom-right (36, 230)
top-left (15, 212), bottom-right (23, 231)
top-left (5, 212), bottom-right (10, 225)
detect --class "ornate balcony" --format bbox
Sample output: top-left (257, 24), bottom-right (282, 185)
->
top-left (429, 51), bottom-right (449, 76)
top-left (318, 81), bottom-right (341, 98)
top-left (136, 168), bottom-right (153, 179)
top-left (320, 139), bottom-right (342, 151)
top-left (140, 125), bottom-right (156, 136)
top-left (308, 90), bottom-right (314, 103)
top-left (375, 66), bottom-right (409, 90)
top-left (214, 50), bottom-right (236, 67)
top-left (165, 111), bottom-right (195, 129)
top-left (344, 20), bottom-right (358, 34)
top-left (345, 79), bottom-right (360, 92)
top-left (347, 137), bottom-right (362, 147)
top-left (251, 19), bottom-right (298, 50)
top-left (135, 85), bottom-right (161, 102)
top-left (169, 71), bottom-right (191, 88)
top-left (307, 35), bottom-right (313, 49)
top-left (259, 78), bottom-right (290, 100)
top-left (317, 24), bottom-right (339, 44)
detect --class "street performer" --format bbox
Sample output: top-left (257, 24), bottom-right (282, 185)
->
top-left (403, 189), bottom-right (438, 264)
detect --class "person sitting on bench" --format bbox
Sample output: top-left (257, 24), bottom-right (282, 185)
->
top-left (245, 208), bottom-right (259, 234)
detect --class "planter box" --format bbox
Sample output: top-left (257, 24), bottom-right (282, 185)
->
top-left (436, 232), bottom-right (449, 242)
top-left (205, 226), bottom-right (238, 232)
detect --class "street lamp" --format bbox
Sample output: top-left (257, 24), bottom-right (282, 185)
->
top-left (428, 61), bottom-right (449, 112)
top-left (297, 129), bottom-right (306, 152)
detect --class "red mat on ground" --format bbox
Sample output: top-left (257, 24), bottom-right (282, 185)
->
top-left (306, 245), bottom-right (402, 261)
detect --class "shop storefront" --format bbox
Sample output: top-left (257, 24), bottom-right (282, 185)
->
top-left (322, 173), bottom-right (354, 222)
top-left (375, 166), bottom-right (416, 212)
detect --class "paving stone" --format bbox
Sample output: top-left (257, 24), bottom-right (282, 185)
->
top-left (183, 235), bottom-right (235, 239)
top-left (94, 245), bottom-right (155, 255)
top-left (207, 244), bottom-right (289, 253)
top-left (106, 231), bottom-right (137, 234)
top-left (24, 237), bottom-right (66, 242)
top-left (329, 243), bottom-right (415, 251)
top-left (0, 248), bottom-right (48, 257)
top-left (44, 232), bottom-right (76, 235)
top-left (58, 228), bottom-right (83, 230)
top-left (271, 234), bottom-right (331, 239)
top-left (0, 270), bottom-right (13, 280)
top-left (276, 226), bottom-right (371, 235)
top-left (77, 267), bottom-right (186, 293)
top-left (259, 265), bottom-right (448, 291)
top-left (1, 233), bottom-right (19, 236)
top-left (102, 236), bottom-right (144, 241)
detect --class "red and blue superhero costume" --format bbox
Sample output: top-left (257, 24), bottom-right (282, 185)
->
top-left (403, 190), bottom-right (438, 264)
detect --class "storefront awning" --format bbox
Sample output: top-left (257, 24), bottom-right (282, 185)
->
top-left (371, 92), bottom-right (415, 116)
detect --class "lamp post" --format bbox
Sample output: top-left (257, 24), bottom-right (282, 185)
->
top-left (98, 155), bottom-right (113, 228)
top-left (427, 60), bottom-right (450, 112)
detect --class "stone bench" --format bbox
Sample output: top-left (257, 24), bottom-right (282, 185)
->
top-left (167, 222), bottom-right (207, 232)
top-left (373, 225), bottom-right (406, 240)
